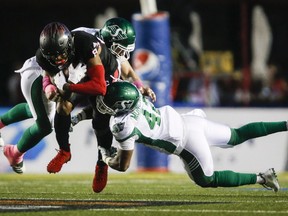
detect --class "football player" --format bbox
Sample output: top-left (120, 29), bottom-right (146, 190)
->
top-left (38, 20), bottom-right (156, 193)
top-left (96, 81), bottom-right (283, 192)
top-left (0, 18), bottom-right (155, 194)
top-left (0, 56), bottom-right (56, 174)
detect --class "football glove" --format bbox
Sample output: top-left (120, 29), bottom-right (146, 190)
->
top-left (98, 146), bottom-right (118, 165)
top-left (68, 63), bottom-right (87, 84)
top-left (71, 115), bottom-right (80, 126)
top-left (54, 71), bottom-right (67, 91)
top-left (71, 111), bottom-right (86, 126)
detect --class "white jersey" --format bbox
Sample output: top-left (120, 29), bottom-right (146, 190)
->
top-left (15, 56), bottom-right (45, 76)
top-left (110, 96), bottom-right (185, 155)
top-left (110, 96), bottom-right (233, 177)
top-left (14, 56), bottom-right (56, 124)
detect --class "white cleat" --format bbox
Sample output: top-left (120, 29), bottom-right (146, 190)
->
top-left (259, 168), bottom-right (280, 192)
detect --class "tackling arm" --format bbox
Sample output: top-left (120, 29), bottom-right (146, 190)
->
top-left (71, 105), bottom-right (93, 126)
top-left (121, 61), bottom-right (156, 102)
top-left (107, 149), bottom-right (133, 172)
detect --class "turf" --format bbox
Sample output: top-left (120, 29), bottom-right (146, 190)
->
top-left (0, 172), bottom-right (288, 215)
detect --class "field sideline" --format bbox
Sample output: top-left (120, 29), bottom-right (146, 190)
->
top-left (0, 172), bottom-right (288, 216)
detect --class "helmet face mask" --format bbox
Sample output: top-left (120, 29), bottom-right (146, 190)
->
top-left (110, 43), bottom-right (135, 62)
top-left (40, 22), bottom-right (73, 67)
top-left (43, 52), bottom-right (69, 66)
top-left (96, 81), bottom-right (140, 116)
top-left (101, 17), bottom-right (136, 61)
top-left (96, 95), bottom-right (117, 116)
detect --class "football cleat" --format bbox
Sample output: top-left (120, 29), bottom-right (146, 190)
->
top-left (92, 160), bottom-right (108, 193)
top-left (47, 149), bottom-right (71, 173)
top-left (11, 161), bottom-right (26, 174)
top-left (259, 168), bottom-right (280, 192)
top-left (3, 144), bottom-right (25, 174)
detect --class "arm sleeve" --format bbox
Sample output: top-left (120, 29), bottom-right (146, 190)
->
top-left (111, 117), bottom-right (136, 150)
top-left (68, 64), bottom-right (106, 95)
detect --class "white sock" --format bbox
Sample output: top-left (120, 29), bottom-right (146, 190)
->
top-left (256, 174), bottom-right (265, 184)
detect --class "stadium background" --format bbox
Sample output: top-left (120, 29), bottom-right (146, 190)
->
top-left (0, 0), bottom-right (288, 173)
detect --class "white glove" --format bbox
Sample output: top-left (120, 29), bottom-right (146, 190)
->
top-left (54, 71), bottom-right (67, 90)
top-left (71, 110), bottom-right (87, 126)
top-left (69, 115), bottom-right (79, 132)
top-left (98, 146), bottom-right (111, 164)
top-left (71, 115), bottom-right (80, 126)
top-left (68, 63), bottom-right (87, 84)
top-left (98, 146), bottom-right (118, 165)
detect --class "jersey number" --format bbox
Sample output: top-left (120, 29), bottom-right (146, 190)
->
top-left (143, 109), bottom-right (161, 129)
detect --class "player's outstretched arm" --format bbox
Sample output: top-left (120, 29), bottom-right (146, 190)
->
top-left (71, 105), bottom-right (93, 126)
top-left (100, 146), bottom-right (133, 172)
top-left (121, 61), bottom-right (156, 102)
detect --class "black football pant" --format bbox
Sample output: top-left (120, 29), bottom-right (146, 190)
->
top-left (92, 108), bottom-right (113, 161)
top-left (54, 93), bottom-right (89, 152)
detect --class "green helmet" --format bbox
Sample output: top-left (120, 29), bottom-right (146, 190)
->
top-left (100, 17), bottom-right (136, 61)
top-left (96, 81), bottom-right (140, 116)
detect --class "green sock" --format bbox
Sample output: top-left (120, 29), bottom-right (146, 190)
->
top-left (212, 170), bottom-right (257, 187)
top-left (17, 124), bottom-right (48, 152)
top-left (228, 121), bottom-right (287, 146)
top-left (0, 103), bottom-right (32, 126)
top-left (16, 76), bottom-right (52, 153)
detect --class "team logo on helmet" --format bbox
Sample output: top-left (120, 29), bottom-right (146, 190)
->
top-left (114, 100), bottom-right (134, 112)
top-left (106, 25), bottom-right (128, 41)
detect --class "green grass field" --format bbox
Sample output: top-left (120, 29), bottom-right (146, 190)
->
top-left (0, 172), bottom-right (288, 216)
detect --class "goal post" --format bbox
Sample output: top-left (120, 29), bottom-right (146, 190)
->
top-left (132, 0), bottom-right (172, 172)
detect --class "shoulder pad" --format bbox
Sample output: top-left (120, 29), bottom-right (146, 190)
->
top-left (15, 56), bottom-right (40, 73)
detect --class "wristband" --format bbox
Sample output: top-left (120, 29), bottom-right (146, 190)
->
top-left (42, 76), bottom-right (52, 91)
top-left (133, 80), bottom-right (144, 89)
top-left (44, 84), bottom-right (57, 94)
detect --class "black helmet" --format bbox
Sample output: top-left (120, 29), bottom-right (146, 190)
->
top-left (39, 22), bottom-right (73, 66)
